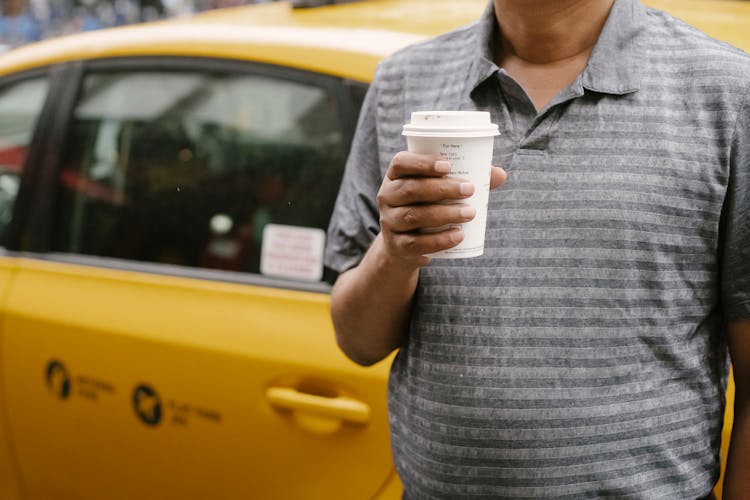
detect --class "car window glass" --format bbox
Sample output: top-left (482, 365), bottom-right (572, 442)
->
top-left (0, 76), bottom-right (49, 243)
top-left (52, 69), bottom-right (346, 281)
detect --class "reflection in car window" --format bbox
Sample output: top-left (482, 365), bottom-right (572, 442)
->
top-left (52, 70), bottom-right (346, 280)
top-left (0, 76), bottom-right (49, 243)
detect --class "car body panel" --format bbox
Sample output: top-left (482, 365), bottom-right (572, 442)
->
top-left (717, 368), bottom-right (735, 500)
top-left (0, 0), bottom-right (749, 83)
top-left (2, 257), bottom-right (395, 499)
top-left (0, 0), bottom-right (748, 498)
top-left (0, 0), bottom-right (491, 83)
top-left (647, 0), bottom-right (750, 50)
top-left (0, 255), bottom-right (22, 500)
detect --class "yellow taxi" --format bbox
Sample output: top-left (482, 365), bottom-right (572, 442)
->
top-left (0, 0), bottom-right (747, 499)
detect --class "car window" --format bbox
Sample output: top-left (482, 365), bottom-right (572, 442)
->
top-left (51, 69), bottom-right (347, 282)
top-left (0, 76), bottom-right (49, 244)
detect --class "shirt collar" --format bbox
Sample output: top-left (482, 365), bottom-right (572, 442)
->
top-left (466, 1), bottom-right (502, 99)
top-left (467, 0), bottom-right (646, 98)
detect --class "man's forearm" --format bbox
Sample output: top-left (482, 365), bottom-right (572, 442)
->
top-left (723, 319), bottom-right (750, 498)
top-left (722, 394), bottom-right (749, 498)
top-left (330, 233), bottom-right (421, 366)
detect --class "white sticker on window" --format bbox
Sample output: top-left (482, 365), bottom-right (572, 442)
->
top-left (260, 224), bottom-right (326, 282)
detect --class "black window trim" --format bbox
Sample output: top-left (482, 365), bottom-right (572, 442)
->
top-left (0, 63), bottom-right (81, 251)
top-left (19, 55), bottom-right (364, 294)
top-left (340, 77), bottom-right (369, 149)
top-left (28, 251), bottom-right (333, 294)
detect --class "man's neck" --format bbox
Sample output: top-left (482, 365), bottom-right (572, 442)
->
top-left (493, 0), bottom-right (615, 65)
top-left (492, 0), bottom-right (615, 111)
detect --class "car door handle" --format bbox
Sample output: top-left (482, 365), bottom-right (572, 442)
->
top-left (265, 386), bottom-right (371, 424)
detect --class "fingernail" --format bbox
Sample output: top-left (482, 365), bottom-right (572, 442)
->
top-left (450, 227), bottom-right (464, 243)
top-left (460, 206), bottom-right (476, 219)
top-left (435, 161), bottom-right (451, 173)
top-left (460, 182), bottom-right (474, 196)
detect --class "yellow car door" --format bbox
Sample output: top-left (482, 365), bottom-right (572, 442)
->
top-left (1, 59), bottom-right (397, 500)
top-left (0, 71), bottom-right (52, 500)
top-left (0, 250), bottom-right (23, 500)
top-left (4, 260), bottom-right (395, 500)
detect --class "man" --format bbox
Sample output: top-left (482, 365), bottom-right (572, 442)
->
top-left (325, 0), bottom-right (750, 497)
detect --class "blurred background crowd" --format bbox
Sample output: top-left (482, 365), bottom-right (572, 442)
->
top-left (0, 0), bottom-right (276, 49)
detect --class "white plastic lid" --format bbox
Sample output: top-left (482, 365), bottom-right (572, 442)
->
top-left (402, 111), bottom-right (500, 137)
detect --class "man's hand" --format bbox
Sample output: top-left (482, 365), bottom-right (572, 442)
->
top-left (376, 151), bottom-right (507, 268)
top-left (330, 151), bottom-right (506, 366)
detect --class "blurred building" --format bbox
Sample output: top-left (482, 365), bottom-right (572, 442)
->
top-left (1, 0), bottom-right (276, 48)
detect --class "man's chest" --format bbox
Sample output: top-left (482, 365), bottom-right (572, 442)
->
top-left (405, 87), bottom-right (732, 304)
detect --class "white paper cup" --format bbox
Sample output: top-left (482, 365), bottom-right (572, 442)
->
top-left (402, 111), bottom-right (499, 259)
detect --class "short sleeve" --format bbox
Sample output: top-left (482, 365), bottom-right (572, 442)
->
top-left (721, 85), bottom-right (750, 321)
top-left (324, 70), bottom-right (385, 275)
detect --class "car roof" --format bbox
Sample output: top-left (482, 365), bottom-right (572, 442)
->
top-left (0, 0), bottom-right (749, 83)
top-left (0, 0), bottom-right (488, 82)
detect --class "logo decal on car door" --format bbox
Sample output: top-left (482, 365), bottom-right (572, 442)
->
top-left (132, 383), bottom-right (162, 426)
top-left (45, 360), bottom-right (71, 400)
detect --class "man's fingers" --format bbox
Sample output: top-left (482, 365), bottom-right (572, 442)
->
top-left (383, 177), bottom-right (474, 206)
top-left (387, 151), bottom-right (451, 180)
top-left (490, 166), bottom-right (507, 190)
top-left (383, 204), bottom-right (476, 233)
top-left (387, 227), bottom-right (465, 257)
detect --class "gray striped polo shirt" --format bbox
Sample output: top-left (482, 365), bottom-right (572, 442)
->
top-left (325, 0), bottom-right (750, 497)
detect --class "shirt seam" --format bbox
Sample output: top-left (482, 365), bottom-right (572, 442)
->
top-left (729, 81), bottom-right (750, 153)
